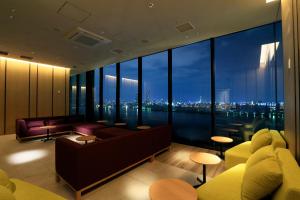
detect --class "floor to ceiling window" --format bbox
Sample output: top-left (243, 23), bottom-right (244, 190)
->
top-left (172, 41), bottom-right (211, 145)
top-left (70, 75), bottom-right (77, 115)
top-left (142, 51), bottom-right (168, 126)
top-left (79, 73), bottom-right (86, 116)
top-left (103, 64), bottom-right (116, 123)
top-left (120, 59), bottom-right (138, 128)
top-left (214, 23), bottom-right (283, 142)
top-left (94, 68), bottom-right (100, 119)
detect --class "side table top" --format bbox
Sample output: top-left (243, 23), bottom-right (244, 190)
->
top-left (96, 120), bottom-right (108, 123)
top-left (38, 125), bottom-right (57, 130)
top-left (114, 122), bottom-right (127, 126)
top-left (190, 152), bottom-right (221, 165)
top-left (76, 135), bottom-right (96, 142)
top-left (211, 136), bottom-right (233, 143)
top-left (149, 178), bottom-right (197, 200)
top-left (137, 125), bottom-right (151, 130)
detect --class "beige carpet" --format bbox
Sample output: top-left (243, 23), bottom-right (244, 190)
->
top-left (0, 134), bottom-right (224, 200)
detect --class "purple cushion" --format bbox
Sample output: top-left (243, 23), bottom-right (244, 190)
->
top-left (27, 120), bottom-right (44, 128)
top-left (28, 127), bottom-right (47, 136)
top-left (74, 123), bottom-right (106, 135)
top-left (50, 124), bottom-right (73, 133)
top-left (48, 119), bottom-right (65, 125)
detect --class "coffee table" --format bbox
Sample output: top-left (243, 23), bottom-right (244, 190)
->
top-left (211, 136), bottom-right (233, 159)
top-left (40, 125), bottom-right (57, 142)
top-left (149, 178), bottom-right (197, 200)
top-left (76, 135), bottom-right (96, 144)
top-left (137, 125), bottom-right (151, 130)
top-left (190, 152), bottom-right (221, 187)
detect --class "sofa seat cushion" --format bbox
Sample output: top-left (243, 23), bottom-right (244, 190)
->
top-left (27, 127), bottom-right (47, 136)
top-left (11, 179), bottom-right (65, 200)
top-left (197, 163), bottom-right (245, 200)
top-left (49, 124), bottom-right (73, 133)
top-left (94, 127), bottom-right (134, 139)
top-left (225, 141), bottom-right (251, 169)
top-left (26, 120), bottom-right (44, 129)
top-left (73, 123), bottom-right (106, 135)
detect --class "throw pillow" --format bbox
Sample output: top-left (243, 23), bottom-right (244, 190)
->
top-left (241, 157), bottom-right (283, 200)
top-left (246, 145), bottom-right (274, 169)
top-left (250, 131), bottom-right (272, 153)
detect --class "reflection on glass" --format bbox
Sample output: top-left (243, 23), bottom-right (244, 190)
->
top-left (215, 23), bottom-right (284, 142)
top-left (173, 41), bottom-right (211, 145)
top-left (70, 75), bottom-right (77, 115)
top-left (142, 51), bottom-right (168, 126)
top-left (79, 73), bottom-right (86, 116)
top-left (103, 64), bottom-right (116, 123)
top-left (94, 68), bottom-right (100, 119)
top-left (120, 59), bottom-right (138, 128)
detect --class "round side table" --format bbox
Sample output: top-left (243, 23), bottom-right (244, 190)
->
top-left (137, 125), bottom-right (151, 130)
top-left (114, 122), bottom-right (127, 127)
top-left (96, 120), bottom-right (108, 124)
top-left (149, 178), bottom-right (197, 200)
top-left (190, 152), bottom-right (221, 187)
top-left (211, 136), bottom-right (233, 159)
top-left (76, 135), bottom-right (96, 144)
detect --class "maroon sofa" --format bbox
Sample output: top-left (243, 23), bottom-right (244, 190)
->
top-left (16, 115), bottom-right (106, 141)
top-left (55, 125), bottom-right (172, 200)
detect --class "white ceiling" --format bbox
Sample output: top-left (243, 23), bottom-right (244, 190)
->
top-left (0, 0), bottom-right (281, 74)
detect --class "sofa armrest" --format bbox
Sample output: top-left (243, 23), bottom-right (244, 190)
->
top-left (16, 119), bottom-right (28, 138)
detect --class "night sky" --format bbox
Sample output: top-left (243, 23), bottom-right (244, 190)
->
top-left (96, 22), bottom-right (284, 104)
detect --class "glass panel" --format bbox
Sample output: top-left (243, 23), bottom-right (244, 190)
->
top-left (215, 24), bottom-right (279, 142)
top-left (70, 75), bottom-right (77, 115)
top-left (120, 59), bottom-right (138, 128)
top-left (142, 51), bottom-right (168, 126)
top-left (103, 64), bottom-right (116, 123)
top-left (79, 73), bottom-right (86, 116)
top-left (94, 68), bottom-right (100, 119)
top-left (173, 41), bottom-right (211, 145)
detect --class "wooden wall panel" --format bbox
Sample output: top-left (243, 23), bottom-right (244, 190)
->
top-left (281, 0), bottom-right (300, 161)
top-left (5, 60), bottom-right (29, 134)
top-left (65, 69), bottom-right (70, 115)
top-left (29, 63), bottom-right (37, 118)
top-left (37, 65), bottom-right (53, 117)
top-left (0, 58), bottom-right (5, 135)
top-left (53, 68), bottom-right (66, 116)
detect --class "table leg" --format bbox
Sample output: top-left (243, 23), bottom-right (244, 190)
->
top-left (203, 164), bottom-right (206, 183)
top-left (219, 144), bottom-right (225, 159)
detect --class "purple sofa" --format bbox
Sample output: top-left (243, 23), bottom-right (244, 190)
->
top-left (16, 115), bottom-right (90, 141)
top-left (55, 125), bottom-right (172, 200)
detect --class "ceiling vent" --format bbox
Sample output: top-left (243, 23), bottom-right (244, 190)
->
top-left (66, 27), bottom-right (111, 48)
top-left (111, 49), bottom-right (123, 54)
top-left (176, 22), bottom-right (195, 33)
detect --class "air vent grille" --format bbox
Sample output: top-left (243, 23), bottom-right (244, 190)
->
top-left (111, 49), bottom-right (123, 54)
top-left (66, 27), bottom-right (111, 48)
top-left (20, 55), bottom-right (33, 60)
top-left (176, 22), bottom-right (195, 33)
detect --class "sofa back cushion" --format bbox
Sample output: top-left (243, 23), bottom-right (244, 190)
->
top-left (0, 186), bottom-right (15, 200)
top-left (251, 128), bottom-right (269, 141)
top-left (272, 148), bottom-right (300, 200)
top-left (48, 118), bottom-right (65, 125)
top-left (26, 120), bottom-right (44, 128)
top-left (246, 145), bottom-right (274, 169)
top-left (241, 157), bottom-right (283, 200)
top-left (0, 170), bottom-right (15, 193)
top-left (250, 130), bottom-right (272, 153)
top-left (270, 130), bottom-right (286, 149)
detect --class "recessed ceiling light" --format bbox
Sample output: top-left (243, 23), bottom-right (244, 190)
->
top-left (148, 2), bottom-right (154, 8)
top-left (11, 9), bottom-right (16, 13)
top-left (9, 15), bottom-right (15, 20)
top-left (266, 0), bottom-right (278, 3)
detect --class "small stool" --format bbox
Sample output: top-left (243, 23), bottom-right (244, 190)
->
top-left (211, 136), bottom-right (233, 159)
